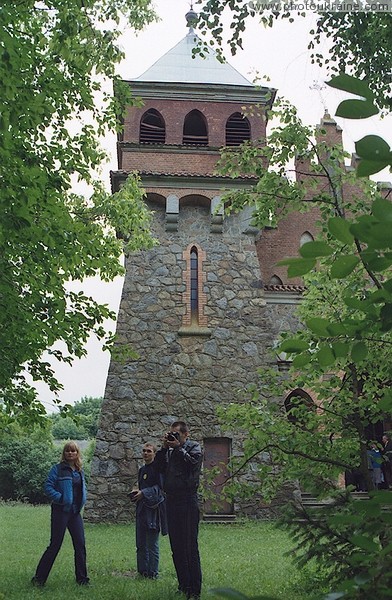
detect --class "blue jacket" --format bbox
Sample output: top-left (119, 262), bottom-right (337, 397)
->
top-left (45, 462), bottom-right (87, 513)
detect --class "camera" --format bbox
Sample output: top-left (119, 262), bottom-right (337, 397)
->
top-left (167, 431), bottom-right (180, 442)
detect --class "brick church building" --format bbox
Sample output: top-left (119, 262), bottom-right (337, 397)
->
top-left (85, 9), bottom-right (346, 522)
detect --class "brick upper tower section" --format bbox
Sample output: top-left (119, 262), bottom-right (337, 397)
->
top-left (111, 21), bottom-right (276, 192)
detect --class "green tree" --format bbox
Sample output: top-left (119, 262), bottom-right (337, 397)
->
top-left (208, 77), bottom-right (392, 598)
top-left (0, 434), bottom-right (58, 503)
top-left (196, 2), bottom-right (391, 110)
top-left (0, 0), bottom-right (158, 426)
top-left (49, 396), bottom-right (103, 439)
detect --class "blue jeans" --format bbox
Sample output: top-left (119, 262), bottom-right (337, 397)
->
top-left (34, 505), bottom-right (88, 584)
top-left (136, 522), bottom-right (160, 577)
top-left (166, 493), bottom-right (202, 597)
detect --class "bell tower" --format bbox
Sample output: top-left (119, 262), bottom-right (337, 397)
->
top-left (86, 11), bottom-right (277, 522)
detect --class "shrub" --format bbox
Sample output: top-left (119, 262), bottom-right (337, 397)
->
top-left (0, 438), bottom-right (59, 503)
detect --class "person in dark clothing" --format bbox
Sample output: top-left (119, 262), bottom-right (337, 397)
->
top-left (32, 441), bottom-right (89, 587)
top-left (130, 442), bottom-right (167, 579)
top-left (154, 420), bottom-right (202, 600)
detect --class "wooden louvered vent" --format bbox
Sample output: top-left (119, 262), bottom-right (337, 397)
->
top-left (183, 110), bottom-right (208, 146)
top-left (139, 109), bottom-right (165, 144)
top-left (225, 113), bottom-right (251, 146)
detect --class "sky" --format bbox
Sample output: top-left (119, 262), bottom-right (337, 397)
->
top-left (35, 0), bottom-right (392, 413)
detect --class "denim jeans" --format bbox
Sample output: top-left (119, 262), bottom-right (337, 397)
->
top-left (34, 505), bottom-right (88, 584)
top-left (136, 522), bottom-right (160, 577)
top-left (166, 493), bottom-right (202, 597)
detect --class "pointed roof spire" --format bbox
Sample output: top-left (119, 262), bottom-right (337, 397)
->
top-left (185, 3), bottom-right (198, 33)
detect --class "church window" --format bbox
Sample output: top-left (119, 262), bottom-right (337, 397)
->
top-left (139, 109), bottom-right (166, 144)
top-left (225, 112), bottom-right (251, 146)
top-left (180, 243), bottom-right (208, 332)
top-left (300, 231), bottom-right (314, 246)
top-left (190, 247), bottom-right (198, 314)
top-left (183, 110), bottom-right (208, 146)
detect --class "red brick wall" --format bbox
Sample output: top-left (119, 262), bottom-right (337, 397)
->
top-left (256, 208), bottom-right (320, 286)
top-left (123, 99), bottom-right (266, 147)
top-left (122, 148), bottom-right (220, 176)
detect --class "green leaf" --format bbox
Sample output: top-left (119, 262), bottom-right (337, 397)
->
top-left (363, 255), bottom-right (392, 272)
top-left (349, 216), bottom-right (377, 242)
top-left (299, 241), bottom-right (333, 258)
top-left (306, 317), bottom-right (331, 337)
top-left (372, 198), bottom-right (392, 222)
top-left (317, 344), bottom-right (336, 367)
top-left (343, 295), bottom-right (368, 310)
top-left (367, 223), bottom-right (392, 245)
top-left (277, 257), bottom-right (316, 277)
top-left (377, 390), bottom-right (392, 413)
top-left (280, 339), bottom-right (309, 353)
top-left (328, 217), bottom-right (354, 245)
top-left (380, 303), bottom-right (392, 332)
top-left (350, 535), bottom-right (380, 552)
top-left (357, 159), bottom-right (390, 177)
top-left (326, 74), bottom-right (375, 102)
top-left (384, 278), bottom-right (392, 293)
top-left (326, 322), bottom-right (348, 336)
top-left (330, 256), bottom-right (360, 278)
top-left (331, 341), bottom-right (350, 358)
top-left (328, 514), bottom-right (361, 525)
top-left (292, 352), bottom-right (312, 368)
top-left (356, 135), bottom-right (392, 161)
top-left (336, 99), bottom-right (378, 119)
top-left (351, 342), bottom-right (368, 362)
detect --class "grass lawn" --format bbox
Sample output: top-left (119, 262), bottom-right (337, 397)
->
top-left (0, 503), bottom-right (322, 600)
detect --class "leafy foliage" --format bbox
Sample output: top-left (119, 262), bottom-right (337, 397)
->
top-left (209, 75), bottom-right (392, 598)
top-left (49, 396), bottom-right (103, 439)
top-left (196, 1), bottom-right (391, 110)
top-left (0, 437), bottom-right (58, 503)
top-left (0, 0), bottom-right (157, 425)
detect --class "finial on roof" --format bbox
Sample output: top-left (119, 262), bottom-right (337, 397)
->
top-left (185, 3), bottom-right (198, 32)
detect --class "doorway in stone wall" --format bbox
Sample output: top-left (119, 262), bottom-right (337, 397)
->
top-left (203, 437), bottom-right (234, 519)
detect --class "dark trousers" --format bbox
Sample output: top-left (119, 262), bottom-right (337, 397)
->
top-left (34, 505), bottom-right (88, 584)
top-left (136, 521), bottom-right (160, 577)
top-left (166, 493), bottom-right (202, 598)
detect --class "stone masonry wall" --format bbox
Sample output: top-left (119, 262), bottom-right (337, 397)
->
top-left (85, 197), bottom-right (299, 522)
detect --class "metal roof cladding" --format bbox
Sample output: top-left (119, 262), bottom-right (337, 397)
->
top-left (134, 9), bottom-right (253, 87)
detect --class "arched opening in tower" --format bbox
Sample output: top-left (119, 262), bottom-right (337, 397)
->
top-left (139, 108), bottom-right (166, 144)
top-left (225, 112), bottom-right (251, 146)
top-left (183, 110), bottom-right (208, 146)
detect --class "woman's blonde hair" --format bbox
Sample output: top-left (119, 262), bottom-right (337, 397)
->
top-left (61, 441), bottom-right (82, 471)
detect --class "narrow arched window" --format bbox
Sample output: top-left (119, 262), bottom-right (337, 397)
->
top-left (300, 231), bottom-right (314, 247)
top-left (181, 243), bottom-right (208, 331)
top-left (190, 247), bottom-right (198, 316)
top-left (140, 109), bottom-right (165, 144)
top-left (225, 112), bottom-right (251, 146)
top-left (183, 110), bottom-right (208, 146)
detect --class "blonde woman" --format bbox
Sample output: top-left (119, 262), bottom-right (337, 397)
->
top-left (31, 441), bottom-right (89, 586)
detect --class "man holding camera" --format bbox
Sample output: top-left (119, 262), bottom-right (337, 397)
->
top-left (154, 421), bottom-right (202, 600)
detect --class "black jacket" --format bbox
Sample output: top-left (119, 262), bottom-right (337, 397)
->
top-left (136, 462), bottom-right (167, 534)
top-left (154, 439), bottom-right (202, 495)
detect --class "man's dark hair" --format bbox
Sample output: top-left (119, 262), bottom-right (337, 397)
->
top-left (172, 420), bottom-right (189, 433)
